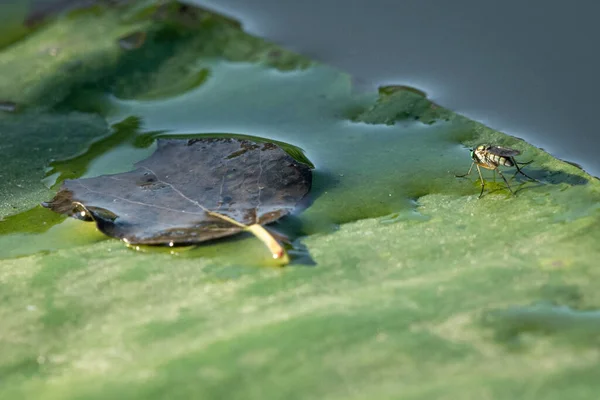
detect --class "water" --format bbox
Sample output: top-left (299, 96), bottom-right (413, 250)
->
top-left (12, 0), bottom-right (600, 177)
top-left (14, 0), bottom-right (600, 175)
top-left (0, 61), bottom-right (477, 259)
top-left (193, 0), bottom-right (600, 177)
top-left (0, 1), bottom-right (595, 261)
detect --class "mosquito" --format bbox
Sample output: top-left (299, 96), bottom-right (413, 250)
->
top-left (455, 144), bottom-right (538, 198)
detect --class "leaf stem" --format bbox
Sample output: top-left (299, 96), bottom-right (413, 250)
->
top-left (245, 224), bottom-right (290, 266)
top-left (206, 210), bottom-right (289, 266)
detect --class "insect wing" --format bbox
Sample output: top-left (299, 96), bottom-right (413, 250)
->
top-left (487, 146), bottom-right (520, 157)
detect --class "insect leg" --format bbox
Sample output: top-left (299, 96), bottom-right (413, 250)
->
top-left (517, 160), bottom-right (534, 166)
top-left (476, 164), bottom-right (486, 198)
top-left (510, 157), bottom-right (520, 180)
top-left (496, 168), bottom-right (515, 195)
top-left (455, 162), bottom-right (474, 178)
top-left (512, 157), bottom-right (539, 182)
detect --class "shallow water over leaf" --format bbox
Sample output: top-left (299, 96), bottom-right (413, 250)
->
top-left (0, 61), bottom-right (476, 257)
top-left (1, 60), bottom-right (594, 259)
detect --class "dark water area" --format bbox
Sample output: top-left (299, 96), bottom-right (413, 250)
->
top-left (194, 0), bottom-right (600, 177)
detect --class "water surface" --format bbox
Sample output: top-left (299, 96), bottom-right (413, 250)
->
top-left (194, 0), bottom-right (600, 177)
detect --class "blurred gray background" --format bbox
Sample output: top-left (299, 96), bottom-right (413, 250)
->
top-left (14, 0), bottom-right (600, 176)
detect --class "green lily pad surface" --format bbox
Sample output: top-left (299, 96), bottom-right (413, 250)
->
top-left (1, 1), bottom-right (600, 399)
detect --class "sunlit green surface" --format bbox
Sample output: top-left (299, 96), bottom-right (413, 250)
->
top-left (1, 1), bottom-right (600, 399)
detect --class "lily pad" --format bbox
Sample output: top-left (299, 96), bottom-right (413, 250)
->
top-left (0, 0), bottom-right (309, 111)
top-left (1, 1), bottom-right (600, 400)
top-left (43, 137), bottom-right (312, 247)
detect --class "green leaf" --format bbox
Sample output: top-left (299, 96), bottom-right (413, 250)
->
top-left (1, 1), bottom-right (600, 399)
top-left (0, 112), bottom-right (109, 217)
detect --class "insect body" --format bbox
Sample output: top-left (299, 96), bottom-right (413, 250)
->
top-left (456, 144), bottom-right (537, 198)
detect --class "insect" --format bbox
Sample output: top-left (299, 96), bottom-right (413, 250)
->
top-left (456, 144), bottom-right (537, 198)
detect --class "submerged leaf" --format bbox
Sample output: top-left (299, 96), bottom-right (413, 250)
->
top-left (354, 85), bottom-right (452, 125)
top-left (43, 138), bottom-right (312, 259)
